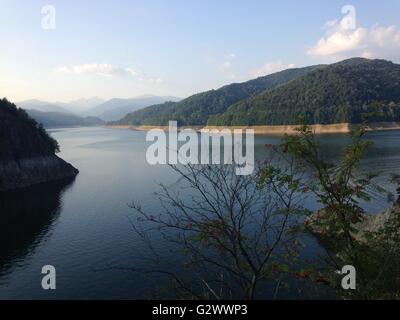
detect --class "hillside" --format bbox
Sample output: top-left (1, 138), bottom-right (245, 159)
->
top-left (209, 58), bottom-right (400, 126)
top-left (26, 110), bottom-right (105, 128)
top-left (0, 98), bottom-right (78, 191)
top-left (114, 65), bottom-right (321, 126)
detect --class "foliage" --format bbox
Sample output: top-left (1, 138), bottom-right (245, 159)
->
top-left (209, 58), bottom-right (400, 126)
top-left (0, 98), bottom-right (60, 159)
top-left (261, 122), bottom-right (400, 299)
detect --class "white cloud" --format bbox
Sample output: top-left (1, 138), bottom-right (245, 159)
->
top-left (56, 63), bottom-right (139, 78)
top-left (220, 61), bottom-right (232, 70)
top-left (249, 60), bottom-right (295, 78)
top-left (219, 53), bottom-right (236, 72)
top-left (55, 63), bottom-right (163, 85)
top-left (146, 77), bottom-right (163, 84)
top-left (324, 19), bottom-right (339, 29)
top-left (308, 19), bottom-right (400, 62)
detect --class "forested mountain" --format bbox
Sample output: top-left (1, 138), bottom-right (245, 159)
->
top-left (209, 58), bottom-right (400, 125)
top-left (113, 65), bottom-right (321, 126)
top-left (26, 110), bottom-right (105, 128)
top-left (0, 98), bottom-right (78, 191)
top-left (0, 99), bottom-right (59, 160)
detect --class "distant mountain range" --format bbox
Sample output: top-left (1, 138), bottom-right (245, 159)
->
top-left (56, 97), bottom-right (106, 113)
top-left (82, 95), bottom-right (181, 121)
top-left (16, 95), bottom-right (181, 126)
top-left (26, 110), bottom-right (105, 128)
top-left (18, 99), bottom-right (72, 114)
top-left (114, 58), bottom-right (400, 127)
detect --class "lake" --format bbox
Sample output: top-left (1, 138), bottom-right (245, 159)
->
top-left (0, 127), bottom-right (399, 299)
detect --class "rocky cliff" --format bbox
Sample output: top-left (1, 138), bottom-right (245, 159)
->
top-left (307, 203), bottom-right (400, 242)
top-left (0, 98), bottom-right (78, 191)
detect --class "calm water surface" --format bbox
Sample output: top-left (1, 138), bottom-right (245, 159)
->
top-left (0, 127), bottom-right (399, 299)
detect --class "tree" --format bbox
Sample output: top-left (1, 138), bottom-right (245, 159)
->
top-left (129, 163), bottom-right (308, 299)
top-left (128, 122), bottom-right (400, 299)
top-left (263, 124), bottom-right (400, 299)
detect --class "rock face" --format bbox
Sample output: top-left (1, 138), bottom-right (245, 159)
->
top-left (355, 204), bottom-right (400, 237)
top-left (0, 98), bottom-right (78, 191)
top-left (308, 203), bottom-right (400, 242)
top-left (0, 156), bottom-right (78, 191)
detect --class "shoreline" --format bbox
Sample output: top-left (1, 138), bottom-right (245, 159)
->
top-left (106, 122), bottom-right (400, 135)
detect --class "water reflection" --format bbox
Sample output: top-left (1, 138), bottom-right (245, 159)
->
top-left (0, 177), bottom-right (76, 276)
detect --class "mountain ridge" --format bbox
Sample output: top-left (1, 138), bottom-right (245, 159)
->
top-left (113, 65), bottom-right (322, 126)
top-left (18, 99), bottom-right (72, 114)
top-left (209, 58), bottom-right (400, 125)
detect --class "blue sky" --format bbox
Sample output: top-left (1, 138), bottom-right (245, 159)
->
top-left (1, 0), bottom-right (399, 103)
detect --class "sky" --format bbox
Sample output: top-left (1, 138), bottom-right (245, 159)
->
top-left (0, 0), bottom-right (399, 104)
